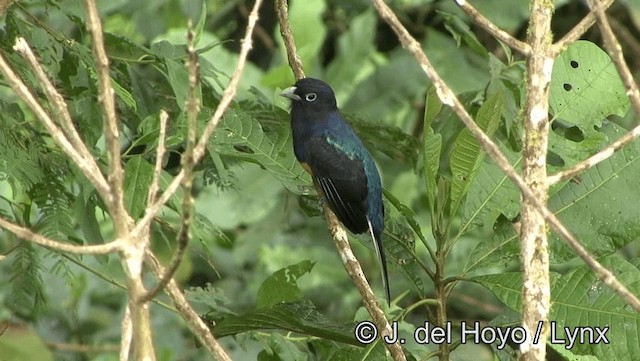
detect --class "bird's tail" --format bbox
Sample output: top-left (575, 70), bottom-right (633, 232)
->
top-left (367, 219), bottom-right (390, 306)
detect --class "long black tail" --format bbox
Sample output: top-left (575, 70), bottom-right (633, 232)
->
top-left (368, 219), bottom-right (390, 306)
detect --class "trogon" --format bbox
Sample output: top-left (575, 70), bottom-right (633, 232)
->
top-left (281, 78), bottom-right (390, 305)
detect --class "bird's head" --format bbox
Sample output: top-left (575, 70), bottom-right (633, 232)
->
top-left (280, 78), bottom-right (338, 112)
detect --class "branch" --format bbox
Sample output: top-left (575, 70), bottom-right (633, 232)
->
top-left (84, 0), bottom-right (129, 235)
top-left (0, 40), bottom-right (110, 199)
top-left (551, 0), bottom-right (614, 56)
top-left (453, 0), bottom-right (530, 55)
top-left (370, 0), bottom-right (640, 315)
top-left (324, 205), bottom-right (407, 361)
top-left (132, 0), bottom-right (264, 238)
top-left (547, 0), bottom-right (640, 185)
top-left (0, 217), bottom-right (123, 254)
top-left (589, 0), bottom-right (640, 117)
top-left (276, 0), bottom-right (305, 79)
top-left (145, 252), bottom-right (232, 361)
top-left (140, 25), bottom-right (200, 303)
top-left (519, 0), bottom-right (554, 358)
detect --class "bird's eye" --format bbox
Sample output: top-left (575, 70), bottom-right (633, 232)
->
top-left (305, 93), bottom-right (317, 102)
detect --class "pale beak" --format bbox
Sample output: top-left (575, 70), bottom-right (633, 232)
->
top-left (280, 86), bottom-right (301, 101)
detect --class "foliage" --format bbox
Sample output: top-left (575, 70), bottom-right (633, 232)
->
top-left (0, 1), bottom-right (639, 360)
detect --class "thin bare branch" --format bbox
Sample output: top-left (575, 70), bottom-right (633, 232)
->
top-left (548, 125), bottom-right (640, 185)
top-left (145, 252), bottom-right (232, 361)
top-left (0, 44), bottom-right (110, 198)
top-left (276, 0), bottom-right (305, 80)
top-left (147, 111), bottom-right (169, 211)
top-left (454, 0), bottom-right (530, 55)
top-left (370, 0), bottom-right (640, 314)
top-left (324, 206), bottom-right (407, 361)
top-left (550, 0), bottom-right (640, 186)
top-left (12, 38), bottom-right (98, 166)
top-left (120, 305), bottom-right (133, 361)
top-left (83, 0), bottom-right (129, 234)
top-left (0, 217), bottom-right (123, 255)
top-left (140, 25), bottom-right (200, 303)
top-left (551, 0), bottom-right (614, 56)
top-left (589, 0), bottom-right (640, 117)
top-left (133, 0), bottom-right (264, 238)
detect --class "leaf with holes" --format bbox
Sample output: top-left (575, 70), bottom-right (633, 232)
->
top-left (549, 41), bottom-right (629, 132)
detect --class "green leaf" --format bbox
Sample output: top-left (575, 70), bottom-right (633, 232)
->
top-left (348, 116), bottom-right (421, 167)
top-left (549, 41), bottom-right (629, 132)
top-left (475, 255), bottom-right (640, 360)
top-left (466, 122), bottom-right (640, 271)
top-left (460, 144), bottom-right (521, 237)
top-left (450, 93), bottom-right (504, 216)
top-left (257, 260), bottom-right (315, 308)
top-left (423, 86), bottom-right (443, 210)
top-left (123, 155), bottom-right (154, 218)
top-left (548, 122), bottom-right (640, 263)
top-left (193, 0), bottom-right (207, 46)
top-left (211, 300), bottom-right (360, 346)
top-left (0, 324), bottom-right (54, 361)
top-left (166, 58), bottom-right (190, 111)
top-left (208, 108), bottom-right (311, 194)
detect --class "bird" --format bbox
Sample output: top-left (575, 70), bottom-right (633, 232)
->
top-left (280, 78), bottom-right (390, 306)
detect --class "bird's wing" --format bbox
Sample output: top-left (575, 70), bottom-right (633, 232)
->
top-left (304, 136), bottom-right (369, 234)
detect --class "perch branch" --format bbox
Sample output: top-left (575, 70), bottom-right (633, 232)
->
top-left (276, 0), bottom-right (305, 79)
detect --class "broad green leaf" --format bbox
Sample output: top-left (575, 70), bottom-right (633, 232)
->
top-left (423, 86), bottom-right (443, 209)
top-left (257, 260), bottom-right (315, 308)
top-left (211, 300), bottom-right (360, 346)
top-left (256, 333), bottom-right (310, 361)
top-left (460, 144), bottom-right (521, 238)
top-left (550, 41), bottom-right (629, 132)
top-left (209, 108), bottom-right (311, 194)
top-left (548, 122), bottom-right (640, 263)
top-left (466, 122), bottom-right (640, 271)
top-left (166, 58), bottom-right (191, 111)
top-left (450, 93), bottom-right (504, 216)
top-left (382, 214), bottom-right (426, 297)
top-left (475, 255), bottom-right (640, 360)
top-left (464, 217), bottom-right (520, 273)
top-left (123, 155), bottom-right (154, 218)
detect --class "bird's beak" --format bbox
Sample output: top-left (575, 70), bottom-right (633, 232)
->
top-left (280, 86), bottom-right (301, 101)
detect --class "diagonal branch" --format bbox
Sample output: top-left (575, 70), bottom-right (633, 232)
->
top-left (83, 0), bottom-right (129, 235)
top-left (453, 0), bottom-right (530, 55)
top-left (0, 217), bottom-right (123, 254)
top-left (276, 0), bottom-right (305, 79)
top-left (145, 251), bottom-right (232, 361)
top-left (0, 42), bottom-right (110, 200)
top-left (370, 0), bottom-right (640, 314)
top-left (132, 0), bottom-right (264, 238)
top-left (549, 0), bottom-right (640, 186)
top-left (140, 25), bottom-right (201, 303)
top-left (551, 0), bottom-right (614, 56)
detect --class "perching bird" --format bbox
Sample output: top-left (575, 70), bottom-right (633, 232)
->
top-left (280, 78), bottom-right (390, 305)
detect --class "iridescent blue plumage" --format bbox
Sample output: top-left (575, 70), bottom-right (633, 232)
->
top-left (281, 78), bottom-right (389, 305)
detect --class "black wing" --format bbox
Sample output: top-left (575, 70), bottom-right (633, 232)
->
top-left (305, 136), bottom-right (369, 234)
